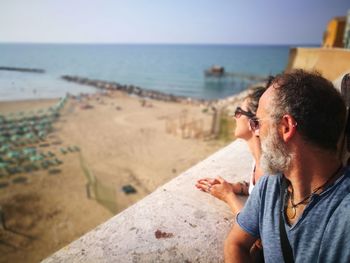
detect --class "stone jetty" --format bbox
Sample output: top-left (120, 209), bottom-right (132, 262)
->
top-left (0, 66), bottom-right (45, 73)
top-left (61, 75), bottom-right (210, 105)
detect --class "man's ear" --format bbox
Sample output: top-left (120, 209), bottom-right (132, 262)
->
top-left (280, 115), bottom-right (297, 142)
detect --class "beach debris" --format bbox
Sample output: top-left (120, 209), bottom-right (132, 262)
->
top-left (155, 229), bottom-right (174, 239)
top-left (121, 184), bottom-right (137, 194)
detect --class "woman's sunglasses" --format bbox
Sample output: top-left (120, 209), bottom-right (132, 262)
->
top-left (234, 107), bottom-right (255, 119)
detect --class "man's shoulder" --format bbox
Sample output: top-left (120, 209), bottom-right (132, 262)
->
top-left (326, 168), bottom-right (350, 222)
top-left (344, 166), bottom-right (350, 181)
top-left (337, 166), bottom-right (350, 192)
top-left (255, 173), bottom-right (282, 189)
top-left (334, 190), bottom-right (350, 213)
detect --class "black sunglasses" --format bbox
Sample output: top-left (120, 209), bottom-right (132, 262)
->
top-left (249, 116), bottom-right (297, 131)
top-left (234, 107), bottom-right (255, 118)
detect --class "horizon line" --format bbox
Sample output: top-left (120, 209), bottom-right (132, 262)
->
top-left (0, 41), bottom-right (320, 46)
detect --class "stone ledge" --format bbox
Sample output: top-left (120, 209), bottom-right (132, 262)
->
top-left (43, 139), bottom-right (252, 263)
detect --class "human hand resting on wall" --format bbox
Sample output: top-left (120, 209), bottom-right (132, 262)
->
top-left (196, 177), bottom-right (235, 203)
top-left (196, 177), bottom-right (248, 214)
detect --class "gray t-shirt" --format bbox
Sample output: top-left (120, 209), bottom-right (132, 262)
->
top-left (236, 167), bottom-right (350, 262)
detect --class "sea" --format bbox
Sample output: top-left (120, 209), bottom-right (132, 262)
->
top-left (0, 43), bottom-right (293, 102)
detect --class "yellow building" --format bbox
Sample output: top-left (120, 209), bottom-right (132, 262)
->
top-left (323, 16), bottom-right (346, 48)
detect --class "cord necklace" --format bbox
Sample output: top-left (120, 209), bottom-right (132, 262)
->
top-left (286, 165), bottom-right (343, 220)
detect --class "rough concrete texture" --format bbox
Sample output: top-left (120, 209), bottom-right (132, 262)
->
top-left (43, 139), bottom-right (252, 263)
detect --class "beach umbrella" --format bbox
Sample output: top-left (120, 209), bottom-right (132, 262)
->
top-left (53, 158), bottom-right (63, 165)
top-left (0, 162), bottom-right (8, 170)
top-left (72, 146), bottom-right (80, 152)
top-left (60, 148), bottom-right (67, 154)
top-left (41, 160), bottom-right (50, 169)
top-left (29, 155), bottom-right (43, 162)
top-left (67, 146), bottom-right (74, 152)
top-left (6, 166), bottom-right (18, 175)
top-left (0, 144), bottom-right (11, 152)
top-left (23, 164), bottom-right (35, 173)
top-left (7, 151), bottom-right (20, 159)
top-left (47, 151), bottom-right (55, 158)
top-left (23, 147), bottom-right (37, 155)
top-left (38, 131), bottom-right (46, 138)
top-left (10, 134), bottom-right (20, 142)
top-left (22, 126), bottom-right (31, 133)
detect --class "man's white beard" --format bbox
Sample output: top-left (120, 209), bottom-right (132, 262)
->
top-left (260, 128), bottom-right (292, 175)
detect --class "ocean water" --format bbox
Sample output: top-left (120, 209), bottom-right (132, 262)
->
top-left (0, 44), bottom-right (291, 101)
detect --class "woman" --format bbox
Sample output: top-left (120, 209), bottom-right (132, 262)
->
top-left (195, 86), bottom-right (266, 214)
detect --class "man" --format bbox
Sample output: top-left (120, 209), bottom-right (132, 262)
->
top-left (224, 70), bottom-right (350, 262)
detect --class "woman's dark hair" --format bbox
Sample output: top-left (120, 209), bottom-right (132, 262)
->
top-left (270, 69), bottom-right (346, 152)
top-left (245, 77), bottom-right (272, 115)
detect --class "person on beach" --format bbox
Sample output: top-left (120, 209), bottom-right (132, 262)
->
top-left (195, 85), bottom-right (267, 214)
top-left (225, 70), bottom-right (350, 262)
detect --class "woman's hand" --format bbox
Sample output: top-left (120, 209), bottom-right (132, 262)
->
top-left (196, 177), bottom-right (247, 214)
top-left (209, 177), bottom-right (235, 203)
top-left (195, 178), bottom-right (220, 193)
top-left (196, 177), bottom-right (234, 203)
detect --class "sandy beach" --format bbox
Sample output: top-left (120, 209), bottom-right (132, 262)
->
top-left (0, 90), bottom-right (236, 262)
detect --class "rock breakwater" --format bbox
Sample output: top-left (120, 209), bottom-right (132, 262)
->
top-left (61, 75), bottom-right (209, 104)
top-left (0, 66), bottom-right (45, 73)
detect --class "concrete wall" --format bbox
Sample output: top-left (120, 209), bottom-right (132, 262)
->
top-left (43, 140), bottom-right (253, 263)
top-left (286, 47), bottom-right (350, 81)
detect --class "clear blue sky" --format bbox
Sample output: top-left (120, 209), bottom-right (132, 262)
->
top-left (1, 0), bottom-right (349, 45)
